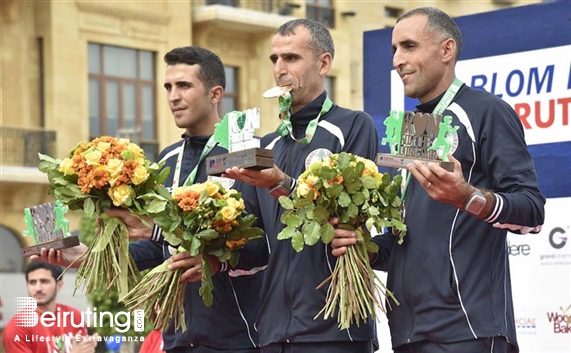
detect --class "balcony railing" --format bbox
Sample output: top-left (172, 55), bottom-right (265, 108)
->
top-left (195, 0), bottom-right (299, 16)
top-left (0, 126), bottom-right (56, 167)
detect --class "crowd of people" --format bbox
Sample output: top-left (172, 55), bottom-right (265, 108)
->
top-left (2, 6), bottom-right (545, 353)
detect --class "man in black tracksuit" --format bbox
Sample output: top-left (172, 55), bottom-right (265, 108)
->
top-left (36, 47), bottom-right (266, 353)
top-left (224, 19), bottom-right (380, 353)
top-left (334, 7), bottom-right (545, 353)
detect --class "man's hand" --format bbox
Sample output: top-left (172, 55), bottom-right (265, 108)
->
top-left (406, 153), bottom-right (472, 209)
top-left (106, 208), bottom-right (154, 240)
top-left (222, 164), bottom-right (286, 189)
top-left (29, 243), bottom-right (88, 268)
top-left (168, 252), bottom-right (221, 283)
top-left (330, 218), bottom-right (357, 257)
top-left (70, 332), bottom-right (99, 353)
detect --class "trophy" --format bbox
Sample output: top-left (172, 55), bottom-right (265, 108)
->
top-left (376, 110), bottom-right (457, 172)
top-left (21, 200), bottom-right (80, 256)
top-left (206, 108), bottom-right (274, 176)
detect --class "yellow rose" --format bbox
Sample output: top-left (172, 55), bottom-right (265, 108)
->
top-left (127, 143), bottom-right (144, 159)
top-left (84, 149), bottom-right (102, 166)
top-left (305, 174), bottom-right (318, 187)
top-left (105, 158), bottom-right (124, 178)
top-left (362, 159), bottom-right (379, 177)
top-left (130, 165), bottom-right (149, 185)
top-left (203, 181), bottom-right (220, 197)
top-left (59, 158), bottom-right (76, 176)
top-left (220, 206), bottom-right (239, 222)
top-left (172, 187), bottom-right (188, 199)
top-left (108, 184), bottom-right (135, 207)
top-left (226, 197), bottom-right (243, 212)
top-left (297, 182), bottom-right (310, 198)
top-left (96, 142), bottom-right (111, 153)
top-left (107, 184), bottom-right (135, 206)
top-left (189, 183), bottom-right (206, 194)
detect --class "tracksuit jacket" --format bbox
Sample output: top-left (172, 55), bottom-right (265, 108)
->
top-left (129, 135), bottom-right (267, 352)
top-left (246, 92), bottom-right (380, 348)
top-left (371, 84), bottom-right (546, 352)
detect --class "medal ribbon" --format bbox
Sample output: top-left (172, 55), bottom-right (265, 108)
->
top-left (275, 91), bottom-right (333, 144)
top-left (171, 135), bottom-right (217, 190)
top-left (400, 78), bottom-right (463, 200)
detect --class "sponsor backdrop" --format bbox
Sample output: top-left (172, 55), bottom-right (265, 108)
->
top-left (364, 2), bottom-right (570, 352)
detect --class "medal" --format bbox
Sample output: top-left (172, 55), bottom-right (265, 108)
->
top-left (263, 85), bottom-right (291, 98)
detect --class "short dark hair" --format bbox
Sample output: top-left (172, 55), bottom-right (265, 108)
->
top-left (397, 7), bottom-right (462, 61)
top-left (163, 46), bottom-right (226, 90)
top-left (25, 261), bottom-right (63, 282)
top-left (277, 19), bottom-right (335, 59)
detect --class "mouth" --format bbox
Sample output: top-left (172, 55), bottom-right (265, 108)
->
top-left (171, 107), bottom-right (186, 115)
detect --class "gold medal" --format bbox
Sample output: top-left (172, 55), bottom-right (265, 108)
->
top-left (263, 85), bottom-right (291, 98)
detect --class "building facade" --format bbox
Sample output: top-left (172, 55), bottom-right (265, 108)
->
top-left (0, 0), bottom-right (539, 276)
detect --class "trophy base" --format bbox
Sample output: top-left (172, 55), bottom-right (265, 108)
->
top-left (375, 153), bottom-right (454, 172)
top-left (206, 148), bottom-right (274, 176)
top-left (21, 235), bottom-right (80, 257)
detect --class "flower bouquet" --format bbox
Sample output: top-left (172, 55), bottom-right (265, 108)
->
top-left (38, 136), bottom-right (170, 298)
top-left (277, 152), bottom-right (406, 329)
top-left (121, 180), bottom-right (264, 332)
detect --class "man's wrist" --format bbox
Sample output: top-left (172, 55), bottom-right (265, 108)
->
top-left (269, 174), bottom-right (293, 198)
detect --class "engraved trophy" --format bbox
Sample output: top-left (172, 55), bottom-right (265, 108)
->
top-left (21, 200), bottom-right (80, 256)
top-left (375, 110), bottom-right (457, 172)
top-left (206, 108), bottom-right (274, 176)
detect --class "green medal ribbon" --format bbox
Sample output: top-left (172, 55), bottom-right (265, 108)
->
top-left (171, 135), bottom-right (217, 190)
top-left (275, 91), bottom-right (333, 144)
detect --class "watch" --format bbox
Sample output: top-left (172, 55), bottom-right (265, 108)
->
top-left (464, 188), bottom-right (487, 216)
top-left (269, 175), bottom-right (292, 198)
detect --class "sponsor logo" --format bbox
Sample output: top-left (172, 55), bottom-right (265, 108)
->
top-left (507, 241), bottom-right (531, 256)
top-left (540, 226), bottom-right (571, 266)
top-left (15, 297), bottom-right (144, 333)
top-left (549, 226), bottom-right (568, 249)
top-left (515, 317), bottom-right (537, 335)
top-left (546, 304), bottom-right (571, 334)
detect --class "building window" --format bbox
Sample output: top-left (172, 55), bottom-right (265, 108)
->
top-left (206, 0), bottom-right (239, 6)
top-left (0, 226), bottom-right (25, 272)
top-left (221, 66), bottom-right (239, 116)
top-left (385, 6), bottom-right (403, 18)
top-left (88, 43), bottom-right (158, 161)
top-left (324, 76), bottom-right (335, 101)
top-left (306, 0), bottom-right (335, 28)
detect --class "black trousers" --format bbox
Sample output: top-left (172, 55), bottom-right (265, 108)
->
top-left (393, 337), bottom-right (510, 353)
top-left (168, 347), bottom-right (259, 353)
top-left (261, 341), bottom-right (374, 353)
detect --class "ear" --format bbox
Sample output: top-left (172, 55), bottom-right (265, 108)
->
top-left (210, 85), bottom-right (224, 105)
top-left (318, 52), bottom-right (333, 77)
top-left (56, 280), bottom-right (64, 293)
top-left (441, 38), bottom-right (456, 64)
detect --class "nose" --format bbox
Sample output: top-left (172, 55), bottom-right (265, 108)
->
top-left (274, 58), bottom-right (287, 79)
top-left (393, 48), bottom-right (404, 71)
top-left (167, 87), bottom-right (180, 104)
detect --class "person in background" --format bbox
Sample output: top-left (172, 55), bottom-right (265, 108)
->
top-left (223, 18), bottom-right (380, 353)
top-left (2, 261), bottom-right (98, 353)
top-left (333, 7), bottom-right (545, 353)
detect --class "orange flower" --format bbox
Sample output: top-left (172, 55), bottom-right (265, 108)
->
top-left (91, 167), bottom-right (109, 189)
top-left (225, 238), bottom-right (247, 250)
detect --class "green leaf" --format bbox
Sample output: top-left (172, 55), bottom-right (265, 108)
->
top-left (341, 166), bottom-right (358, 183)
top-left (320, 223), bottom-right (335, 244)
top-left (351, 192), bottom-right (365, 206)
top-left (368, 205), bottom-right (380, 216)
top-left (362, 175), bottom-right (377, 189)
top-left (319, 166), bottom-right (337, 180)
top-left (83, 198), bottom-right (95, 216)
top-left (190, 236), bottom-right (202, 256)
top-left (365, 239), bottom-right (379, 253)
top-left (197, 229), bottom-right (219, 240)
top-left (293, 197), bottom-right (314, 208)
top-left (338, 192), bottom-right (351, 208)
top-left (277, 226), bottom-right (295, 240)
top-left (302, 221), bottom-right (321, 246)
top-left (278, 196), bottom-right (294, 210)
top-left (345, 179), bottom-right (362, 194)
top-left (146, 199), bottom-right (168, 214)
top-left (337, 152), bottom-right (351, 169)
top-left (284, 213), bottom-right (303, 228)
top-left (347, 202), bottom-right (358, 218)
top-left (312, 206), bottom-right (330, 224)
top-left (291, 230), bottom-right (304, 252)
top-left (326, 184), bottom-right (343, 199)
